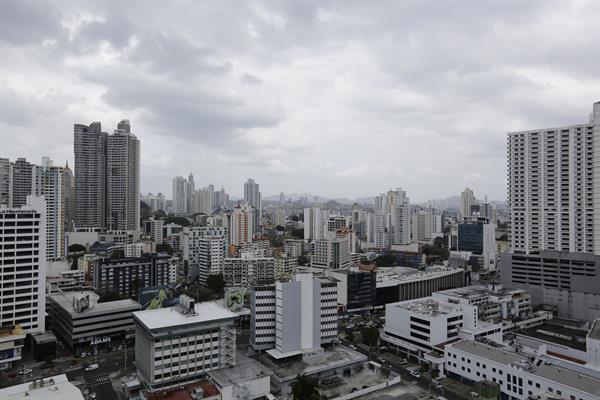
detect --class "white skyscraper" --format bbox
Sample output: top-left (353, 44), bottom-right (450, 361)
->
top-left (172, 176), bottom-right (187, 214)
top-left (107, 120), bottom-right (140, 231)
top-left (461, 187), bottom-right (475, 219)
top-left (303, 206), bottom-right (327, 240)
top-left (229, 204), bottom-right (254, 246)
top-left (0, 195), bottom-right (47, 334)
top-left (373, 188), bottom-right (410, 246)
top-left (74, 120), bottom-right (140, 230)
top-left (244, 178), bottom-right (261, 233)
top-left (198, 236), bottom-right (227, 283)
top-left (74, 122), bottom-right (107, 228)
top-left (32, 162), bottom-right (64, 260)
top-left (186, 172), bottom-right (195, 214)
top-left (508, 101), bottom-right (600, 254)
top-left (0, 158), bottom-right (12, 208)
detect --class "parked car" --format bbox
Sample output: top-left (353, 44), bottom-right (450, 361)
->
top-left (19, 368), bottom-right (33, 375)
top-left (349, 344), bottom-right (357, 350)
top-left (85, 364), bottom-right (99, 371)
top-left (410, 370), bottom-right (421, 379)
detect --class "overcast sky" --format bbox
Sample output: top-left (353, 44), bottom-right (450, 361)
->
top-left (1, 1), bottom-right (599, 201)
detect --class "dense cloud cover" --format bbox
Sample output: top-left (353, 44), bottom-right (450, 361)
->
top-left (0, 1), bottom-right (598, 200)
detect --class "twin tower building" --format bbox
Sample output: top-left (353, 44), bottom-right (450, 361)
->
top-left (74, 119), bottom-right (140, 231)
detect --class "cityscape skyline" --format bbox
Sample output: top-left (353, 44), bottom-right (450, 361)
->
top-left (2, 2), bottom-right (598, 201)
top-left (2, 2), bottom-right (600, 399)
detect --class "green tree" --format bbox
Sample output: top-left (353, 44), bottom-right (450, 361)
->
top-left (110, 249), bottom-right (125, 259)
top-left (164, 215), bottom-right (190, 227)
top-left (157, 243), bottom-right (174, 255)
top-left (374, 254), bottom-right (395, 268)
top-left (361, 327), bottom-right (380, 347)
top-left (184, 286), bottom-right (215, 302)
top-left (275, 225), bottom-right (286, 232)
top-left (433, 236), bottom-right (446, 249)
top-left (298, 255), bottom-right (309, 266)
top-left (68, 243), bottom-right (86, 253)
top-left (291, 374), bottom-right (320, 400)
top-left (290, 229), bottom-right (304, 239)
top-left (140, 201), bottom-right (152, 221)
top-left (153, 209), bottom-right (167, 218)
top-left (206, 274), bottom-right (226, 295)
top-left (290, 215), bottom-right (300, 222)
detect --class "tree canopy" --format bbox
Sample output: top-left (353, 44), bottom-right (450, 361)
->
top-left (374, 254), bottom-right (395, 268)
top-left (361, 327), bottom-right (380, 347)
top-left (68, 243), bottom-right (86, 253)
top-left (206, 274), bottom-right (226, 295)
top-left (291, 374), bottom-right (321, 400)
top-left (156, 242), bottom-right (174, 255)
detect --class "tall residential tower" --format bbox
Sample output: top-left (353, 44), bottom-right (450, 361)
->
top-left (508, 102), bottom-right (600, 254)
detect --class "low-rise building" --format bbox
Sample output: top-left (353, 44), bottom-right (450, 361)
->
top-left (223, 255), bottom-right (274, 287)
top-left (274, 254), bottom-right (297, 279)
top-left (283, 239), bottom-right (304, 258)
top-left (432, 285), bottom-right (553, 335)
top-left (445, 340), bottom-right (600, 400)
top-left (208, 354), bottom-right (271, 400)
top-left (47, 291), bottom-right (140, 350)
top-left (382, 296), bottom-right (502, 363)
top-left (0, 374), bottom-right (84, 400)
top-left (376, 266), bottom-right (465, 305)
top-left (133, 296), bottom-right (238, 391)
top-left (0, 325), bottom-right (25, 370)
top-left (93, 253), bottom-right (174, 298)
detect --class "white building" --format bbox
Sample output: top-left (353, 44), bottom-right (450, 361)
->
top-left (445, 340), bottom-right (600, 400)
top-left (275, 254), bottom-right (297, 279)
top-left (508, 101), bottom-right (600, 254)
top-left (32, 162), bottom-right (64, 260)
top-left (303, 206), bottom-right (327, 241)
top-left (198, 236), bottom-right (227, 283)
top-left (228, 205), bottom-right (253, 246)
top-left (172, 176), bottom-right (187, 214)
top-left (283, 239), bottom-right (304, 258)
top-left (250, 273), bottom-right (338, 357)
top-left (311, 236), bottom-right (351, 270)
top-left (145, 217), bottom-right (164, 244)
top-left (133, 297), bottom-right (238, 391)
top-left (244, 178), bottom-right (261, 234)
top-left (107, 122), bottom-right (141, 231)
top-left (381, 296), bottom-right (502, 362)
top-left (461, 187), bottom-right (475, 219)
top-left (0, 374), bottom-right (85, 400)
top-left (182, 226), bottom-right (228, 280)
top-left (0, 195), bottom-right (47, 334)
top-left (223, 255), bottom-right (275, 287)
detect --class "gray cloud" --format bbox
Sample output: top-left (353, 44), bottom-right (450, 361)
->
top-left (0, 1), bottom-right (598, 200)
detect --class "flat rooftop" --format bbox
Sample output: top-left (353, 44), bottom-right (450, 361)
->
top-left (451, 341), bottom-right (600, 397)
top-left (450, 341), bottom-right (522, 365)
top-left (208, 353), bottom-right (271, 386)
top-left (517, 323), bottom-right (588, 352)
top-left (0, 374), bottom-right (84, 400)
top-left (391, 297), bottom-right (461, 317)
top-left (376, 266), bottom-right (462, 288)
top-left (48, 291), bottom-right (140, 316)
top-left (260, 345), bottom-right (367, 380)
top-left (588, 319), bottom-right (600, 340)
top-left (134, 301), bottom-right (238, 330)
